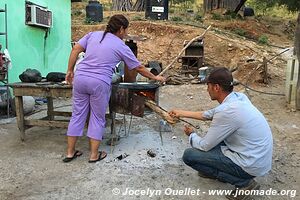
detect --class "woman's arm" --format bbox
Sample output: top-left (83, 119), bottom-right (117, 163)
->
top-left (134, 65), bottom-right (165, 82)
top-left (168, 110), bottom-right (208, 121)
top-left (65, 44), bottom-right (85, 84)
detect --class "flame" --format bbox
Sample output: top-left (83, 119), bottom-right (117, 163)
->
top-left (137, 91), bottom-right (155, 100)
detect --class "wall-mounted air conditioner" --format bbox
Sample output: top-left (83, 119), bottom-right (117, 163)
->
top-left (26, 4), bottom-right (52, 28)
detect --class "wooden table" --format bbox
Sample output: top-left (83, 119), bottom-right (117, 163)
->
top-left (9, 82), bottom-right (73, 141)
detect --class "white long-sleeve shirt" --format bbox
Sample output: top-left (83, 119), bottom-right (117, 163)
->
top-left (189, 92), bottom-right (273, 176)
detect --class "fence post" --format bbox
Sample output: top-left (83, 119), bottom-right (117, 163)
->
top-left (286, 55), bottom-right (300, 109)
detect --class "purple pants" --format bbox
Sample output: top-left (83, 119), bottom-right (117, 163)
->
top-left (67, 74), bottom-right (111, 141)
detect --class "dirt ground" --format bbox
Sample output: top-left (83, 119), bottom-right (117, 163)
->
top-left (0, 7), bottom-right (300, 200)
top-left (0, 83), bottom-right (299, 200)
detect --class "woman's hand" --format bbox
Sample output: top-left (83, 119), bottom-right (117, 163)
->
top-left (154, 75), bottom-right (166, 83)
top-left (65, 71), bottom-right (74, 85)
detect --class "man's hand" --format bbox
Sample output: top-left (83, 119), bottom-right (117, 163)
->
top-left (168, 109), bottom-right (183, 118)
top-left (184, 124), bottom-right (194, 136)
top-left (65, 71), bottom-right (74, 85)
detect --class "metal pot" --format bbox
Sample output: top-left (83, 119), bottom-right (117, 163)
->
top-left (110, 82), bottom-right (159, 117)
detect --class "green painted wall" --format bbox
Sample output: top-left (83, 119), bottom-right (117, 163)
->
top-left (0, 0), bottom-right (71, 83)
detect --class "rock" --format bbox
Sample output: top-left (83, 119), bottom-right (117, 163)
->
top-left (292, 124), bottom-right (299, 129)
top-left (191, 79), bottom-right (200, 84)
top-left (12, 96), bottom-right (35, 115)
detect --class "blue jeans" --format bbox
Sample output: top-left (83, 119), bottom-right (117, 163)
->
top-left (182, 143), bottom-right (254, 187)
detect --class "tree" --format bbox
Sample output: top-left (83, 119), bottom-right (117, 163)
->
top-left (295, 13), bottom-right (300, 61)
top-left (133, 0), bottom-right (146, 11)
top-left (234, 0), bottom-right (247, 14)
top-left (251, 0), bottom-right (300, 108)
top-left (277, 0), bottom-right (300, 12)
top-left (250, 1), bottom-right (299, 51)
top-left (112, 0), bottom-right (132, 11)
top-left (248, 0), bottom-right (277, 15)
top-left (275, 0), bottom-right (300, 109)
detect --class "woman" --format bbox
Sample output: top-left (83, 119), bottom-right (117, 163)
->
top-left (63, 14), bottom-right (165, 163)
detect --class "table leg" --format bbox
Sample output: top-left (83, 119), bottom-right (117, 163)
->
top-left (110, 111), bottom-right (116, 136)
top-left (15, 96), bottom-right (25, 141)
top-left (47, 97), bottom-right (54, 121)
top-left (110, 111), bottom-right (117, 153)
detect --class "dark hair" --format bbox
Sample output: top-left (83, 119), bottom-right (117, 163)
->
top-left (100, 14), bottom-right (129, 43)
top-left (206, 67), bottom-right (234, 92)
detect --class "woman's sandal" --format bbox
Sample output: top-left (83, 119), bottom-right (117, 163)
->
top-left (62, 150), bottom-right (83, 163)
top-left (88, 151), bottom-right (107, 163)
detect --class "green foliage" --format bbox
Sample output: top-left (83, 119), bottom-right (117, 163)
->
top-left (172, 0), bottom-right (195, 4)
top-left (258, 35), bottom-right (269, 45)
top-left (233, 28), bottom-right (247, 36)
top-left (73, 10), bottom-right (82, 16)
top-left (247, 0), bottom-right (300, 16)
top-left (225, 10), bottom-right (244, 19)
top-left (247, 0), bottom-right (277, 15)
top-left (277, 0), bottom-right (300, 12)
top-left (170, 16), bottom-right (183, 21)
top-left (171, 0), bottom-right (196, 11)
top-left (211, 13), bottom-right (222, 20)
top-left (132, 15), bottom-right (143, 21)
top-left (103, 4), bottom-right (111, 11)
top-left (169, 8), bottom-right (175, 14)
top-left (85, 18), bottom-right (97, 25)
top-left (194, 14), bottom-right (202, 22)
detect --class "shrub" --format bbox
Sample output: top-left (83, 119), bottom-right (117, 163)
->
top-left (233, 28), bottom-right (247, 36)
top-left (73, 10), bottom-right (82, 16)
top-left (132, 15), bottom-right (143, 21)
top-left (194, 14), bottom-right (203, 22)
top-left (169, 8), bottom-right (175, 14)
top-left (85, 18), bottom-right (97, 25)
top-left (258, 35), bottom-right (269, 45)
top-left (212, 13), bottom-right (222, 20)
top-left (171, 16), bottom-right (183, 21)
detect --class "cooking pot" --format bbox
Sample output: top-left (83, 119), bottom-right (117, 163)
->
top-left (110, 82), bottom-right (160, 117)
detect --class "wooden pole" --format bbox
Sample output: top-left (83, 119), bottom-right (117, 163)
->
top-left (262, 57), bottom-right (268, 84)
top-left (159, 25), bottom-right (212, 76)
top-left (144, 99), bottom-right (178, 124)
top-left (295, 12), bottom-right (300, 110)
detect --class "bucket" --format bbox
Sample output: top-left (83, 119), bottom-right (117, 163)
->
top-left (0, 86), bottom-right (11, 108)
top-left (86, 1), bottom-right (103, 22)
top-left (198, 66), bottom-right (209, 82)
top-left (145, 0), bottom-right (169, 20)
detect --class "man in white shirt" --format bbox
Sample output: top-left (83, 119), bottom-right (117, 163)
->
top-left (169, 67), bottom-right (273, 200)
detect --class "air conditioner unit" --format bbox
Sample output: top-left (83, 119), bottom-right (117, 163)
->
top-left (26, 4), bottom-right (52, 28)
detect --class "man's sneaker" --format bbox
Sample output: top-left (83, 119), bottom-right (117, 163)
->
top-left (198, 171), bottom-right (216, 180)
top-left (225, 179), bottom-right (260, 200)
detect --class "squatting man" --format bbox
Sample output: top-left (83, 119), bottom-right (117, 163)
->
top-left (169, 67), bottom-right (273, 200)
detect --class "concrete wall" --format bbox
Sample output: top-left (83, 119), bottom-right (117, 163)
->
top-left (0, 0), bottom-right (71, 83)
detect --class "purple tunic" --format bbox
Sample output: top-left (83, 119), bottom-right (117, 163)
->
top-left (67, 31), bottom-right (140, 140)
top-left (76, 31), bottom-right (140, 85)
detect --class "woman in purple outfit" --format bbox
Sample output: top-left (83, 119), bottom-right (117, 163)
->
top-left (63, 14), bottom-right (165, 163)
